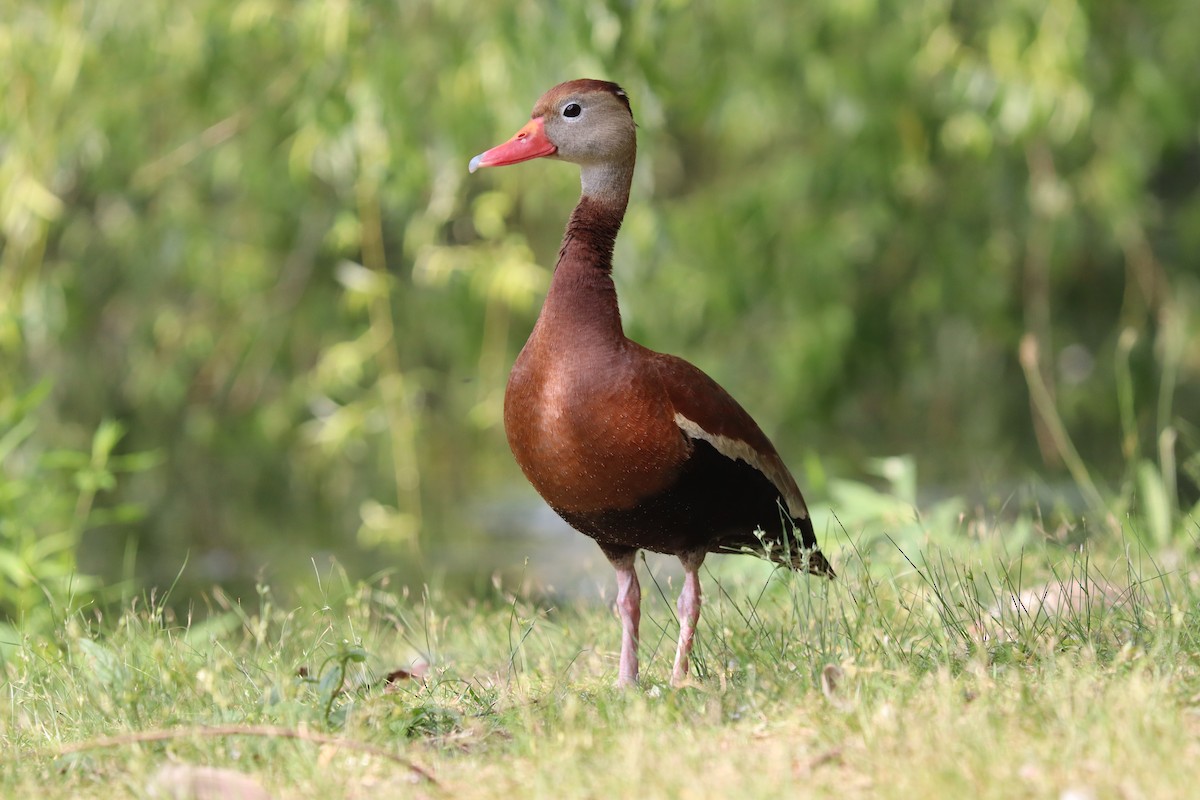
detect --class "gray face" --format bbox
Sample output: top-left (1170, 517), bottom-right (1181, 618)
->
top-left (541, 91), bottom-right (636, 168)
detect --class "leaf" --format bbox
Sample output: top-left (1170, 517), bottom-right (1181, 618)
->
top-left (318, 663), bottom-right (344, 700)
top-left (0, 416), bottom-right (37, 463)
top-left (1136, 460), bottom-right (1172, 547)
top-left (90, 420), bottom-right (125, 464)
top-left (0, 551), bottom-right (29, 584)
top-left (76, 638), bottom-right (126, 687)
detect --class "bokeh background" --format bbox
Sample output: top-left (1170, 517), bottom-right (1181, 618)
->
top-left (3, 0), bottom-right (1199, 626)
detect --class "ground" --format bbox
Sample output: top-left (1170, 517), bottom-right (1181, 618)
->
top-left (3, 529), bottom-right (1199, 799)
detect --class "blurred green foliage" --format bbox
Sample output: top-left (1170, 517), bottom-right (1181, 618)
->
top-left (1, 0), bottom-right (1198, 606)
top-left (0, 385), bottom-right (153, 643)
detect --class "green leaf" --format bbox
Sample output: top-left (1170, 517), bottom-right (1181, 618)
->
top-left (1136, 460), bottom-right (1172, 547)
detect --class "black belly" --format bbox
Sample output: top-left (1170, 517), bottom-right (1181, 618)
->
top-left (555, 438), bottom-right (817, 558)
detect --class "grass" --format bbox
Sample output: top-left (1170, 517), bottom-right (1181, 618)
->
top-left (3, 524), bottom-right (1200, 799)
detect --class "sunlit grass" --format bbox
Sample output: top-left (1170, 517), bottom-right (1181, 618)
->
top-left (2, 526), bottom-right (1199, 798)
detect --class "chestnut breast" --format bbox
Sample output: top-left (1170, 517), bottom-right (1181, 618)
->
top-left (504, 334), bottom-right (691, 515)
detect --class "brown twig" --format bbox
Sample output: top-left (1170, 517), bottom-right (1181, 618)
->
top-left (1018, 334), bottom-right (1106, 518)
top-left (48, 724), bottom-right (439, 786)
top-left (794, 746), bottom-right (844, 776)
top-left (1022, 140), bottom-right (1060, 468)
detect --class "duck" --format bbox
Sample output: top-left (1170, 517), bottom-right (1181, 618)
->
top-left (470, 79), bottom-right (834, 687)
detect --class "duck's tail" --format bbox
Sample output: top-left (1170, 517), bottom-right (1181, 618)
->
top-left (781, 514), bottom-right (836, 578)
top-left (787, 546), bottom-right (836, 578)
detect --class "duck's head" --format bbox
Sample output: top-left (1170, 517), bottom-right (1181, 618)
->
top-left (469, 80), bottom-right (636, 197)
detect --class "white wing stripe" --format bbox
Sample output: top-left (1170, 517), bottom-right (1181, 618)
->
top-left (673, 412), bottom-right (808, 519)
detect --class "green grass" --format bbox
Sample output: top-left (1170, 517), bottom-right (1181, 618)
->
top-left (3, 527), bottom-right (1200, 799)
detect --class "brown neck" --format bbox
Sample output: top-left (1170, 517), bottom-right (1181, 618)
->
top-left (539, 189), bottom-right (630, 343)
top-left (559, 154), bottom-right (635, 271)
top-left (557, 195), bottom-right (625, 274)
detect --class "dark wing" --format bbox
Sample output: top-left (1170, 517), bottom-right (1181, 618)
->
top-left (643, 348), bottom-right (811, 521)
top-left (643, 349), bottom-right (832, 576)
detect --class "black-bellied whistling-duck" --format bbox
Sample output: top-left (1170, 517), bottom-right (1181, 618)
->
top-left (470, 79), bottom-right (834, 687)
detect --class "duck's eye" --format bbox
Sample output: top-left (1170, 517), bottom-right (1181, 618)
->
top-left (563, 103), bottom-right (582, 118)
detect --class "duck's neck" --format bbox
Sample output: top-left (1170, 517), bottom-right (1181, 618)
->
top-left (539, 161), bottom-right (633, 343)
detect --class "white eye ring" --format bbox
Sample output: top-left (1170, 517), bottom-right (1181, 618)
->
top-left (563, 102), bottom-right (582, 118)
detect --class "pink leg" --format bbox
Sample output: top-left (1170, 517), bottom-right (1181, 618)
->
top-left (672, 550), bottom-right (705, 686)
top-left (606, 549), bottom-right (641, 687)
